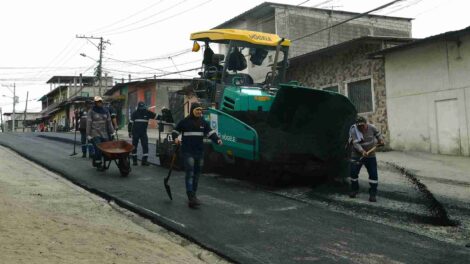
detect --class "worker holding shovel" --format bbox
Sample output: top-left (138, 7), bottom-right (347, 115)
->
top-left (171, 103), bottom-right (222, 209)
top-left (349, 116), bottom-right (384, 202)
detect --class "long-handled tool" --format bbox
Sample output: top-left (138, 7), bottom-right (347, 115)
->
top-left (164, 144), bottom-right (179, 200)
top-left (70, 126), bottom-right (78, 156)
top-left (350, 143), bottom-right (384, 165)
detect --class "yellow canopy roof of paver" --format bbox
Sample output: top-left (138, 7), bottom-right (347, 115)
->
top-left (190, 29), bottom-right (291, 47)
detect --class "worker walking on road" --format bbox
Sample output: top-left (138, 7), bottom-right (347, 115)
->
top-left (128, 101), bottom-right (156, 166)
top-left (78, 110), bottom-right (94, 158)
top-left (172, 102), bottom-right (222, 209)
top-left (86, 96), bottom-right (115, 171)
top-left (349, 116), bottom-right (384, 202)
top-left (106, 102), bottom-right (118, 139)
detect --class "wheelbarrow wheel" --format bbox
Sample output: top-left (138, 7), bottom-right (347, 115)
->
top-left (118, 157), bottom-right (131, 177)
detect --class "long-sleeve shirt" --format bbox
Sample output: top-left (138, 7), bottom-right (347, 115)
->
top-left (86, 106), bottom-right (115, 139)
top-left (350, 124), bottom-right (383, 158)
top-left (127, 109), bottom-right (157, 135)
top-left (172, 116), bottom-right (219, 155)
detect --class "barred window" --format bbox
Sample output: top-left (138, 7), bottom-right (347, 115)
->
top-left (347, 79), bottom-right (373, 113)
top-left (323, 85), bottom-right (338, 93)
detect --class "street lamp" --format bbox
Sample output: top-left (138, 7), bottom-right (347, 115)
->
top-left (1, 83), bottom-right (17, 132)
top-left (80, 53), bottom-right (102, 96)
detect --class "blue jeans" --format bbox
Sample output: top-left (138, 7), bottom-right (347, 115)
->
top-left (350, 156), bottom-right (378, 196)
top-left (91, 136), bottom-right (107, 166)
top-left (183, 152), bottom-right (204, 194)
top-left (80, 131), bottom-right (94, 155)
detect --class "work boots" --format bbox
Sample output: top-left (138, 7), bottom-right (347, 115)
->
top-left (82, 152), bottom-right (87, 158)
top-left (187, 192), bottom-right (200, 209)
top-left (96, 162), bottom-right (105, 172)
top-left (349, 191), bottom-right (358, 198)
top-left (132, 156), bottom-right (138, 166)
top-left (141, 156), bottom-right (149, 166)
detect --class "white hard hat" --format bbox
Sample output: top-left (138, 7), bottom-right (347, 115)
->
top-left (94, 96), bottom-right (103, 102)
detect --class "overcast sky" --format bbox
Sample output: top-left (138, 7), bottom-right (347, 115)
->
top-left (0, 0), bottom-right (467, 114)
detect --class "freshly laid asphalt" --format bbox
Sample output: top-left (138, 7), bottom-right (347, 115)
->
top-left (1, 132), bottom-right (469, 264)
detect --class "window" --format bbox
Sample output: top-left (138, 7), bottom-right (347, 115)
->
top-left (347, 79), bottom-right (373, 113)
top-left (322, 85), bottom-right (338, 93)
top-left (80, 92), bottom-right (89, 97)
top-left (144, 90), bottom-right (152, 107)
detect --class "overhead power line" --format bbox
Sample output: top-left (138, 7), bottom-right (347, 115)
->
top-left (102, 0), bottom-right (213, 36)
top-left (93, 0), bottom-right (189, 36)
top-left (0, 66), bottom-right (86, 70)
top-left (88, 0), bottom-right (165, 34)
top-left (292, 0), bottom-right (405, 42)
top-left (123, 66), bottom-right (201, 81)
top-left (382, 0), bottom-right (424, 15)
top-left (104, 56), bottom-right (171, 74)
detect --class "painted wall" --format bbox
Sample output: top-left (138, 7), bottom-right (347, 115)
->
top-left (126, 82), bottom-right (157, 129)
top-left (385, 35), bottom-right (470, 156)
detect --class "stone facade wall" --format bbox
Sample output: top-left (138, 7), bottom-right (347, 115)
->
top-left (287, 43), bottom-right (390, 143)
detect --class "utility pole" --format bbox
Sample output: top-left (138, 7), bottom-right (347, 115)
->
top-left (12, 83), bottom-right (16, 132)
top-left (0, 107), bottom-right (3, 133)
top-left (23, 91), bottom-right (29, 132)
top-left (76, 35), bottom-right (110, 96)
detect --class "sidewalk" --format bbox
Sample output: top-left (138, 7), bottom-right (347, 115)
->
top-left (377, 150), bottom-right (470, 203)
top-left (0, 145), bottom-right (228, 264)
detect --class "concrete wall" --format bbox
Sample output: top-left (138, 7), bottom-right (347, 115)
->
top-left (221, 5), bottom-right (411, 58)
top-left (287, 42), bottom-right (389, 142)
top-left (385, 35), bottom-right (470, 156)
top-left (274, 6), bottom-right (411, 58)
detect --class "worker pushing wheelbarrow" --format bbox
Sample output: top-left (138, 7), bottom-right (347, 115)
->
top-left (86, 96), bottom-right (134, 177)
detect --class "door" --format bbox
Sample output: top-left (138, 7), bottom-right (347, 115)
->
top-left (435, 99), bottom-right (460, 155)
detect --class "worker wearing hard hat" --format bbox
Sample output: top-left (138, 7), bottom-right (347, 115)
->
top-left (349, 116), bottom-right (384, 202)
top-left (86, 96), bottom-right (116, 171)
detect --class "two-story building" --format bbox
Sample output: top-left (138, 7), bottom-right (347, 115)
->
top-left (39, 75), bottom-right (113, 131)
top-left (213, 2), bottom-right (412, 82)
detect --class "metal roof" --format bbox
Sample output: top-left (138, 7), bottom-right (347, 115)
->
top-left (371, 26), bottom-right (470, 57)
top-left (46, 75), bottom-right (96, 84)
top-left (104, 78), bottom-right (193, 96)
top-left (289, 36), bottom-right (415, 63)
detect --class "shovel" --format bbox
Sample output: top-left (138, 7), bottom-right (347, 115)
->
top-left (164, 144), bottom-right (179, 200)
top-left (353, 143), bottom-right (384, 164)
top-left (70, 128), bottom-right (78, 156)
